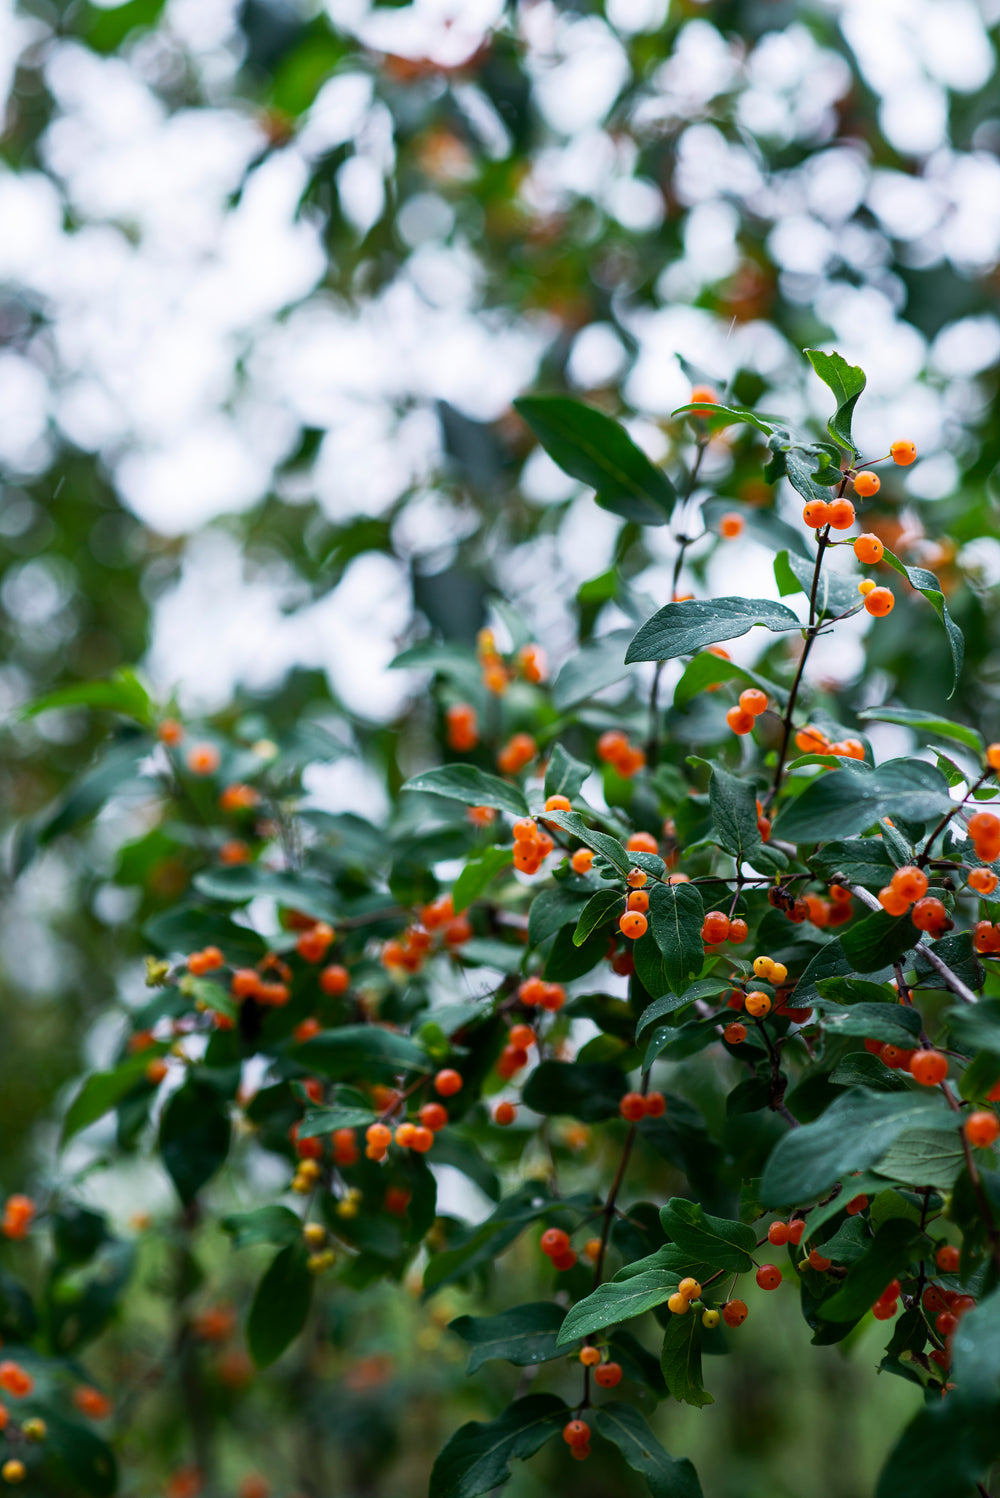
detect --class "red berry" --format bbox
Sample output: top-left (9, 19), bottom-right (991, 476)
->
top-left (620, 1092), bottom-right (646, 1122)
top-left (540, 1228), bottom-right (570, 1258)
top-left (434, 1069), bottom-right (463, 1097)
top-left (910, 1050), bottom-right (948, 1087)
top-left (593, 1361), bottom-right (622, 1387)
top-left (767, 1221), bottom-right (789, 1247)
top-left (756, 1264), bottom-right (782, 1291)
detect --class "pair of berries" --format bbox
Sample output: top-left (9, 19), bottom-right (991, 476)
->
top-left (803, 891), bottom-right (853, 928)
top-left (794, 725), bottom-right (865, 759)
top-left (767, 1218), bottom-right (806, 1247)
top-left (877, 864), bottom-right (927, 915)
top-left (968, 809), bottom-right (1000, 864)
top-left (512, 816), bottom-right (555, 875)
top-left (219, 782), bottom-right (259, 813)
top-left (872, 1278), bottom-right (901, 1321)
top-left (701, 911), bottom-right (749, 947)
top-left (578, 1346), bottom-right (623, 1385)
top-left (518, 976), bottom-right (566, 1011)
top-left (803, 497), bottom-right (856, 530)
top-left (597, 730), bottom-right (646, 778)
top-left (497, 733), bottom-right (537, 776)
top-left (666, 1276), bottom-right (704, 1316)
top-left (540, 1227), bottom-right (576, 1272)
top-left (187, 945), bottom-right (225, 976)
top-left (726, 687), bottom-right (769, 737)
top-left (619, 1091), bottom-right (665, 1121)
top-left (231, 968), bottom-right (289, 1005)
top-left (498, 1024), bottom-right (535, 1080)
top-left (562, 1419), bottom-right (592, 1461)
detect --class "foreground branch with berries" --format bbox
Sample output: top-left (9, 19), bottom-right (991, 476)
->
top-left (7, 351), bottom-right (1000, 1498)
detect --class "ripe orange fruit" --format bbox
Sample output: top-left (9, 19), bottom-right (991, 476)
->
top-left (186, 744), bottom-right (220, 776)
top-left (890, 440), bottom-right (916, 465)
top-left (739, 688), bottom-right (768, 716)
top-left (720, 513), bottom-right (744, 539)
top-left (620, 1092), bottom-right (646, 1121)
top-left (619, 911), bottom-right (648, 940)
top-left (726, 706), bottom-right (755, 735)
top-left (494, 1101), bottom-right (516, 1126)
top-left (853, 471), bottom-right (880, 497)
top-left (722, 1300), bottom-right (748, 1327)
top-left (626, 831), bottom-right (658, 854)
top-left (434, 1068), bottom-right (463, 1097)
top-left (802, 500), bottom-right (830, 528)
top-left (864, 587), bottom-right (895, 617)
top-left (965, 1110), bottom-right (999, 1148)
top-left (827, 498), bottom-right (856, 530)
top-left (594, 1360), bottom-right (623, 1386)
top-left (853, 533), bottom-right (884, 564)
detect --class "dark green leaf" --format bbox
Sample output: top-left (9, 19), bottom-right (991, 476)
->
top-left (626, 597), bottom-right (801, 664)
top-left (222, 1204), bottom-right (303, 1249)
top-left (293, 1025), bottom-right (429, 1078)
top-left (944, 1000), bottom-right (1000, 1056)
top-left (819, 1219), bottom-right (923, 1320)
top-left (528, 884), bottom-right (590, 947)
top-left (774, 759), bottom-right (952, 844)
top-left (522, 1061), bottom-right (625, 1121)
top-left (557, 1272), bottom-right (678, 1344)
top-left (818, 1003), bottom-right (921, 1044)
top-left (453, 848), bottom-right (513, 914)
top-left (159, 1077), bottom-right (231, 1204)
top-left (514, 395), bottom-right (676, 524)
top-left (951, 1287), bottom-right (1000, 1404)
top-left (709, 766), bottom-right (762, 861)
top-left (590, 1402), bottom-right (704, 1498)
top-left (544, 742), bottom-right (591, 801)
top-left (875, 1399), bottom-right (1000, 1498)
top-left (660, 1310), bottom-right (713, 1407)
top-left (192, 865), bottom-right (339, 921)
top-left (247, 1242), bottom-right (313, 1367)
top-left (806, 348), bottom-right (865, 451)
top-left (62, 1056), bottom-right (159, 1144)
top-left (39, 1412), bottom-right (118, 1498)
top-left (761, 1089), bottom-right (950, 1206)
top-left (857, 706), bottom-right (982, 756)
top-left (450, 1303), bottom-right (569, 1372)
top-left (647, 883), bottom-right (705, 995)
top-left (400, 765), bottom-right (528, 819)
top-left (874, 1128), bottom-right (966, 1190)
top-left (538, 810), bottom-right (631, 873)
top-left (429, 1393), bottom-right (567, 1498)
top-left (880, 547), bottom-right (964, 697)
top-left (574, 889), bottom-right (625, 945)
top-left (659, 1198), bottom-right (756, 1274)
top-left (673, 652), bottom-right (786, 710)
top-left (552, 629), bottom-right (634, 710)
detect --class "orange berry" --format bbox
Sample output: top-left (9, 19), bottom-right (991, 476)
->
top-left (219, 839), bottom-right (249, 864)
top-left (969, 811), bottom-right (1000, 841)
top-left (446, 704), bottom-right (479, 752)
top-left (965, 1110), bottom-right (999, 1148)
top-left (579, 1346), bottom-right (601, 1367)
top-left (987, 744), bottom-right (1000, 771)
top-left (188, 947), bottom-right (225, 976)
top-left (571, 848), bottom-right (594, 874)
top-left (845, 1194), bottom-right (869, 1215)
top-left (434, 1068), bottom-right (463, 1097)
top-left (619, 911), bottom-right (648, 940)
top-left (494, 1101), bottom-right (516, 1126)
top-left (787, 1219), bottom-right (806, 1246)
top-left (935, 1245), bottom-right (960, 1273)
top-left (702, 911), bottom-right (730, 944)
top-left (912, 896), bottom-right (948, 934)
top-left (768, 1221), bottom-right (789, 1246)
top-left (878, 885), bottom-right (910, 917)
top-left (626, 868), bottom-right (648, 889)
top-left (296, 922), bottom-right (335, 963)
top-left (419, 1102), bottom-right (448, 1132)
top-left (722, 1300), bottom-right (748, 1327)
top-left (890, 440), bottom-right (916, 466)
top-left (497, 733), bottom-right (537, 776)
top-left (598, 730), bottom-right (630, 764)
top-left (518, 644), bottom-right (547, 683)
top-left (146, 1059), bottom-right (168, 1086)
top-left (854, 533), bottom-right (884, 564)
top-left (853, 471), bottom-right (880, 497)
top-left (0, 1363), bottom-right (32, 1399)
top-left (910, 1048), bottom-right (952, 1084)
top-left (827, 498), bottom-right (856, 530)
top-left (467, 804), bottom-right (496, 827)
top-left (726, 706), bottom-right (755, 735)
top-left (73, 1385), bottom-right (113, 1419)
top-left (540, 1228), bottom-right (570, 1258)
top-left (690, 384), bottom-right (718, 407)
top-left (744, 990), bottom-right (771, 1018)
top-left (365, 1123), bottom-right (392, 1150)
top-left (802, 500), bottom-right (830, 529)
top-left (1, 1196), bottom-right (35, 1240)
top-left (890, 865), bottom-right (928, 902)
top-left (443, 914), bottom-right (473, 946)
top-left (332, 1128), bottom-right (359, 1166)
top-left (620, 1092), bottom-right (646, 1122)
top-left (158, 718), bottom-right (184, 746)
top-left (794, 727), bottom-right (829, 754)
top-left (293, 1018), bottom-right (322, 1044)
top-left (644, 1091), bottom-right (666, 1117)
top-left (538, 981), bottom-right (566, 1011)
top-left (720, 513), bottom-right (744, 539)
top-left (319, 963), bottom-right (350, 996)
top-left (728, 917), bottom-right (748, 943)
top-left (626, 831), bottom-right (658, 854)
top-left (723, 1022), bottom-right (747, 1044)
top-left (563, 1420), bottom-right (590, 1447)
top-left (410, 1126), bottom-right (434, 1153)
top-left (756, 1264), bottom-right (781, 1290)
top-left (509, 1024), bottom-right (535, 1050)
top-left (593, 1361), bottom-right (622, 1387)
top-left (807, 1250), bottom-right (832, 1272)
top-left (186, 743), bottom-right (220, 776)
top-left (677, 1277), bottom-right (701, 1300)
top-left (864, 586), bottom-right (894, 617)
top-left (544, 794), bottom-right (571, 814)
top-left (219, 783), bottom-right (260, 813)
top-left (968, 868), bottom-right (998, 895)
top-left (583, 1237), bottom-right (602, 1261)
top-left (627, 889), bottom-right (649, 913)
top-left (739, 688), bottom-right (768, 716)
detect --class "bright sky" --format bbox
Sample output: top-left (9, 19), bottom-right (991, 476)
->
top-left (1, 0), bottom-right (999, 748)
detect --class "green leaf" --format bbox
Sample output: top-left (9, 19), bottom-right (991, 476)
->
top-left (557, 1272), bottom-right (678, 1344)
top-left (247, 1242), bottom-right (313, 1367)
top-left (522, 1061), bottom-right (625, 1122)
top-left (857, 706), bottom-right (983, 757)
top-left (674, 653), bottom-right (786, 710)
top-left (514, 395), bottom-right (676, 525)
top-left (880, 547), bottom-right (964, 697)
top-left (709, 766), bottom-right (762, 862)
top-left (774, 547), bottom-right (860, 616)
top-left (819, 1218), bottom-right (923, 1320)
top-left (400, 765), bottom-right (528, 819)
top-left (809, 837), bottom-right (895, 889)
top-left (538, 810), bottom-right (631, 873)
top-left (552, 629), bottom-right (634, 710)
top-left (449, 1303), bottom-right (570, 1372)
top-left (429, 1393), bottom-right (567, 1498)
top-left (293, 1025), bottom-right (429, 1079)
top-left (574, 889), bottom-right (625, 945)
top-left (874, 1128), bottom-right (966, 1190)
top-left (773, 759), bottom-right (953, 844)
top-left (61, 1055), bottom-right (159, 1144)
top-left (876, 1401), bottom-right (1000, 1498)
top-left (647, 883), bottom-right (705, 995)
top-left (637, 982), bottom-right (726, 1037)
top-left (47, 1241), bottom-right (135, 1353)
top-left (659, 1198), bottom-right (756, 1274)
top-left (760, 1088), bottom-right (950, 1206)
top-left (453, 847), bottom-right (513, 914)
top-left (839, 910), bottom-right (918, 973)
top-left (671, 400), bottom-right (776, 435)
top-left (544, 742), bottom-right (591, 801)
top-left (951, 1287), bottom-right (1000, 1404)
top-left (660, 1310), bottom-right (713, 1408)
top-left (222, 1204), bottom-right (303, 1249)
top-left (528, 884), bottom-right (590, 946)
top-left (830, 1054), bottom-right (908, 1092)
top-left (817, 1002), bottom-right (921, 1045)
top-left (297, 1103), bottom-right (376, 1139)
top-left (590, 1402), bottom-right (704, 1498)
top-left (16, 739), bottom-right (148, 871)
top-left (423, 1184), bottom-right (576, 1294)
top-left (38, 1412), bottom-right (118, 1498)
top-left (159, 1077), bottom-right (232, 1204)
top-left (192, 865), bottom-right (339, 921)
top-left (626, 597), bottom-right (801, 664)
top-left (805, 349), bottom-right (866, 452)
top-left (21, 667), bottom-right (153, 725)
top-left (944, 999), bottom-right (1000, 1056)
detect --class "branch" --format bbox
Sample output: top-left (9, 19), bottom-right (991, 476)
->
top-left (917, 772), bottom-right (990, 868)
top-left (915, 939), bottom-right (979, 1007)
top-left (765, 529), bottom-right (830, 807)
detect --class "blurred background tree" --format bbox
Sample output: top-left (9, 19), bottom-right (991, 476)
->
top-left (1, 1), bottom-right (999, 1493)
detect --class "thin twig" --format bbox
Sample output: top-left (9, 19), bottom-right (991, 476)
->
top-left (915, 940), bottom-right (979, 1006)
top-left (917, 772), bottom-right (990, 868)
